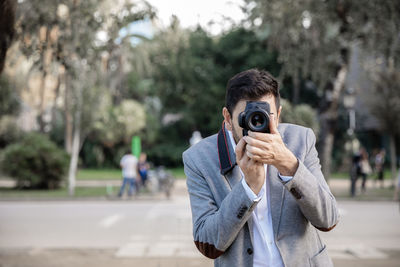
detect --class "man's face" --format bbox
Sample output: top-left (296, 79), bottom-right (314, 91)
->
top-left (223, 95), bottom-right (281, 144)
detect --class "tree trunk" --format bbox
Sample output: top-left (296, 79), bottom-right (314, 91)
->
top-left (64, 72), bottom-right (73, 154)
top-left (389, 133), bottom-right (397, 187)
top-left (319, 65), bottom-right (348, 180)
top-left (38, 26), bottom-right (50, 133)
top-left (68, 113), bottom-right (80, 196)
top-left (38, 69), bottom-right (47, 132)
top-left (67, 82), bottom-right (83, 196)
top-left (292, 69), bottom-right (300, 105)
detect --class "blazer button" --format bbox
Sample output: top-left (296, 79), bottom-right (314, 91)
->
top-left (247, 248), bottom-right (253, 255)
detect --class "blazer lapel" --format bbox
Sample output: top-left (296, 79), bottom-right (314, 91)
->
top-left (268, 165), bottom-right (285, 239)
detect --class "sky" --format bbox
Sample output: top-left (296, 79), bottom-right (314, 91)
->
top-left (147, 0), bottom-right (246, 35)
top-left (117, 0), bottom-right (247, 45)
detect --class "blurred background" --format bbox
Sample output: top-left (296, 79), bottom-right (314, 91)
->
top-left (0, 0), bottom-right (399, 266)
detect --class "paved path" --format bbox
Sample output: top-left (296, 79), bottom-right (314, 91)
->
top-left (0, 180), bottom-right (399, 266)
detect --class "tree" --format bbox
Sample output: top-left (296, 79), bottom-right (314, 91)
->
top-left (15, 0), bottom-right (154, 195)
top-left (132, 21), bottom-right (282, 166)
top-left (365, 70), bottom-right (400, 185)
top-left (244, 0), bottom-right (400, 179)
top-left (280, 99), bottom-right (319, 136)
top-left (0, 0), bottom-right (16, 74)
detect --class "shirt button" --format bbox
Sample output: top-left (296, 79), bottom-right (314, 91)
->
top-left (247, 248), bottom-right (253, 255)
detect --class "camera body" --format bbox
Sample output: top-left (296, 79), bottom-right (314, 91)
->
top-left (238, 101), bottom-right (271, 136)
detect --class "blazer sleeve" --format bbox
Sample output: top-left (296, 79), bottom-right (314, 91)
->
top-left (283, 128), bottom-right (339, 231)
top-left (183, 151), bottom-right (258, 259)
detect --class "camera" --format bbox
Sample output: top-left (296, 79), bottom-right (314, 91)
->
top-left (238, 101), bottom-right (271, 136)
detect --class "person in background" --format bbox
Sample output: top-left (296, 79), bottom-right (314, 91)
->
top-left (393, 168), bottom-right (400, 201)
top-left (351, 147), bottom-right (371, 196)
top-left (138, 153), bottom-right (150, 188)
top-left (350, 150), bottom-right (361, 197)
top-left (374, 148), bottom-right (386, 188)
top-left (118, 150), bottom-right (139, 197)
top-left (359, 148), bottom-right (372, 194)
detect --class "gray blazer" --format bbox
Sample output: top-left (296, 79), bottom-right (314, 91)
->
top-left (183, 123), bottom-right (339, 267)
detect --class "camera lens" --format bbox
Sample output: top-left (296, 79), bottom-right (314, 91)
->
top-left (252, 114), bottom-right (263, 127)
top-left (249, 112), bottom-right (267, 131)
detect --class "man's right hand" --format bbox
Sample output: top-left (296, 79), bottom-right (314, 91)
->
top-left (235, 138), bottom-right (265, 195)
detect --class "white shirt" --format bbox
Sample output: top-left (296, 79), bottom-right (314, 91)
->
top-left (120, 154), bottom-right (138, 179)
top-left (227, 130), bottom-right (292, 267)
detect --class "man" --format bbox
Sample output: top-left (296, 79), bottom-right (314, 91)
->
top-left (374, 148), bottom-right (385, 188)
top-left (118, 150), bottom-right (139, 197)
top-left (183, 69), bottom-right (338, 267)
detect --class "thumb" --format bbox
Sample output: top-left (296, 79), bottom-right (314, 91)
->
top-left (269, 113), bottom-right (278, 134)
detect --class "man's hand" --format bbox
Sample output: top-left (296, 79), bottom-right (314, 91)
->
top-left (243, 114), bottom-right (299, 176)
top-left (235, 138), bottom-right (265, 195)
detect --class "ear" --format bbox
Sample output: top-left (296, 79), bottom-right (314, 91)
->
top-left (222, 107), bottom-right (233, 130)
top-left (277, 105), bottom-right (282, 124)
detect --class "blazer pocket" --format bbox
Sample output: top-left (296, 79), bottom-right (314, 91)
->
top-left (309, 245), bottom-right (333, 267)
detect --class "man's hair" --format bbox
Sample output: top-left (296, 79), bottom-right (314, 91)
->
top-left (225, 69), bottom-right (280, 114)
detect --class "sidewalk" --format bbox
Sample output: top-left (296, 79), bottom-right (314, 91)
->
top-left (0, 177), bottom-right (396, 202)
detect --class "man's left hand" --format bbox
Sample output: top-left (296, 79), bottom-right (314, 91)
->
top-left (243, 114), bottom-right (299, 176)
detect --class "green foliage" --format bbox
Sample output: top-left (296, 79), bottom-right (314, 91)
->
top-left (92, 97), bottom-right (146, 147)
top-left (1, 133), bottom-right (69, 189)
top-left (367, 70), bottom-right (400, 135)
top-left (0, 115), bottom-right (22, 148)
top-left (132, 24), bottom-right (282, 166)
top-left (0, 76), bottom-right (19, 117)
top-left (280, 99), bottom-right (319, 136)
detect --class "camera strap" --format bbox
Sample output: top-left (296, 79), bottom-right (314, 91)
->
top-left (217, 123), bottom-right (235, 175)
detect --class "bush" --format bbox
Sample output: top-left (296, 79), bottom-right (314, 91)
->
top-left (1, 133), bottom-right (69, 189)
top-left (0, 115), bottom-right (22, 148)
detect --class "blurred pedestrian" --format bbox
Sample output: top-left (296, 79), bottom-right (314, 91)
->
top-left (359, 148), bottom-right (371, 193)
top-left (374, 148), bottom-right (385, 188)
top-left (138, 153), bottom-right (150, 188)
top-left (351, 147), bottom-right (371, 196)
top-left (394, 168), bottom-right (400, 201)
top-left (118, 150), bottom-right (139, 197)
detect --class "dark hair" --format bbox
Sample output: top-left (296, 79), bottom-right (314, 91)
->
top-left (225, 69), bottom-right (280, 114)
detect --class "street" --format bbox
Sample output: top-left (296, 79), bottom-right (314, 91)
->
top-left (0, 182), bottom-right (399, 267)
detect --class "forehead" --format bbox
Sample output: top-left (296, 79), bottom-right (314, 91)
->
top-left (232, 95), bottom-right (277, 115)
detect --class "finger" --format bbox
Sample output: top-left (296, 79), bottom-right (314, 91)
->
top-left (235, 138), bottom-right (246, 161)
top-left (269, 113), bottom-right (278, 134)
top-left (247, 131), bottom-right (273, 143)
top-left (244, 135), bottom-right (271, 148)
top-left (246, 144), bottom-right (266, 157)
top-left (246, 150), bottom-right (253, 159)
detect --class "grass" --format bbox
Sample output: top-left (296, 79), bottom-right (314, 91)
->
top-left (169, 167), bottom-right (185, 179)
top-left (328, 170), bottom-right (397, 180)
top-left (332, 185), bottom-right (396, 201)
top-left (76, 167), bottom-right (187, 180)
top-left (0, 186), bottom-right (111, 199)
top-left (76, 169), bottom-right (122, 180)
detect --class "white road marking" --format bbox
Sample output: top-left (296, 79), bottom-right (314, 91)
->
top-left (99, 214), bottom-right (124, 228)
top-left (116, 234), bottom-right (200, 258)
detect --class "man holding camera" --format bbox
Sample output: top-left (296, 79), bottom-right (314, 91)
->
top-left (183, 69), bottom-right (338, 267)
